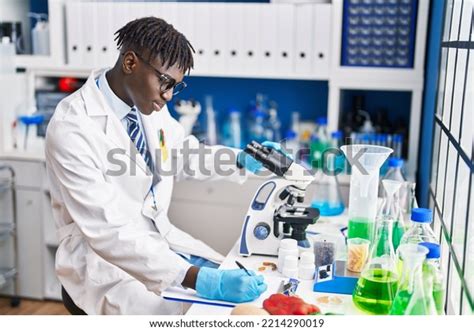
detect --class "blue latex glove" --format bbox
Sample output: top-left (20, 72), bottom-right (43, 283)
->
top-left (237, 141), bottom-right (293, 174)
top-left (195, 268), bottom-right (268, 303)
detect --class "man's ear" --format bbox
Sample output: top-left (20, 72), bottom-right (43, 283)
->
top-left (121, 51), bottom-right (138, 75)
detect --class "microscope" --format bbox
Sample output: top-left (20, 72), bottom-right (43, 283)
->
top-left (238, 141), bottom-right (319, 257)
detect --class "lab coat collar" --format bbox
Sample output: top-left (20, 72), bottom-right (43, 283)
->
top-left (97, 69), bottom-right (131, 121)
top-left (81, 69), bottom-right (150, 176)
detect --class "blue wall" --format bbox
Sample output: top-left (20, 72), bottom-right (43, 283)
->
top-left (169, 76), bottom-right (329, 137)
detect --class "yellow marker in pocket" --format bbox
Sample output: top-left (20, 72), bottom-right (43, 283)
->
top-left (159, 128), bottom-right (168, 162)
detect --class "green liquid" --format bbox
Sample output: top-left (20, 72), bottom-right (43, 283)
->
top-left (390, 290), bottom-right (434, 315)
top-left (310, 141), bottom-right (330, 169)
top-left (375, 221), bottom-right (404, 256)
top-left (352, 268), bottom-right (398, 315)
top-left (433, 286), bottom-right (445, 314)
top-left (392, 222), bottom-right (405, 251)
top-left (390, 290), bottom-right (410, 315)
top-left (348, 217), bottom-right (375, 242)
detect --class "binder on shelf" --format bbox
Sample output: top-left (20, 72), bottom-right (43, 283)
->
top-left (109, 2), bottom-right (131, 64)
top-left (313, 3), bottom-right (331, 78)
top-left (192, 3), bottom-right (212, 75)
top-left (275, 4), bottom-right (295, 76)
top-left (174, 3), bottom-right (195, 51)
top-left (155, 2), bottom-right (179, 27)
top-left (258, 4), bottom-right (278, 76)
top-left (65, 2), bottom-right (83, 66)
top-left (81, 3), bottom-right (99, 68)
top-left (225, 3), bottom-right (244, 76)
top-left (294, 3), bottom-right (314, 76)
top-left (209, 3), bottom-right (228, 74)
top-left (96, 2), bottom-right (114, 68)
top-left (241, 3), bottom-right (260, 75)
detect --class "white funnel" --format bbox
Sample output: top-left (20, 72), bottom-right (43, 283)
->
top-left (340, 145), bottom-right (393, 238)
top-left (382, 179), bottom-right (402, 198)
top-left (341, 145), bottom-right (393, 175)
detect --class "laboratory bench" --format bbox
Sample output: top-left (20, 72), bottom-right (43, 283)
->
top-left (183, 213), bottom-right (364, 316)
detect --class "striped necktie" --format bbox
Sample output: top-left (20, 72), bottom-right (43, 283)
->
top-left (126, 107), bottom-right (153, 171)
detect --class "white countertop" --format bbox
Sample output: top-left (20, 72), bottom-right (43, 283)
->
top-left (185, 213), bottom-right (365, 316)
top-left (0, 149), bottom-right (45, 162)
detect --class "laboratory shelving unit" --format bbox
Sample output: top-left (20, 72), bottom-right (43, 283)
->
top-left (1, 0), bottom-right (429, 301)
top-left (0, 164), bottom-right (21, 307)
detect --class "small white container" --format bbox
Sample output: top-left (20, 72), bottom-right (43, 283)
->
top-left (282, 255), bottom-right (298, 278)
top-left (299, 252), bottom-right (316, 280)
top-left (277, 238), bottom-right (298, 273)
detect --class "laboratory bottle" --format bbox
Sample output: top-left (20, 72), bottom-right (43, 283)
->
top-left (311, 153), bottom-right (345, 216)
top-left (222, 108), bottom-right (242, 148)
top-left (390, 244), bottom-right (437, 315)
top-left (282, 130), bottom-right (299, 160)
top-left (340, 144), bottom-right (393, 243)
top-left (205, 95), bottom-right (217, 145)
top-left (352, 217), bottom-right (398, 314)
top-left (277, 239), bottom-right (298, 273)
top-left (248, 110), bottom-right (266, 143)
top-left (378, 180), bottom-right (404, 253)
top-left (0, 36), bottom-right (15, 74)
top-left (265, 104), bottom-right (281, 142)
top-left (310, 117), bottom-right (330, 169)
top-left (380, 157), bottom-right (406, 197)
top-left (392, 134), bottom-right (403, 158)
top-left (331, 131), bottom-right (346, 174)
top-left (290, 112), bottom-right (300, 138)
top-left (29, 13), bottom-right (50, 55)
top-left (399, 208), bottom-right (437, 246)
top-left (419, 242), bottom-right (445, 314)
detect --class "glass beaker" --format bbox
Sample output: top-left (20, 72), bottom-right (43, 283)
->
top-left (390, 243), bottom-right (437, 315)
top-left (352, 217), bottom-right (398, 314)
top-left (378, 179), bottom-right (405, 252)
top-left (311, 154), bottom-right (345, 216)
top-left (346, 238), bottom-right (370, 273)
top-left (341, 145), bottom-right (393, 242)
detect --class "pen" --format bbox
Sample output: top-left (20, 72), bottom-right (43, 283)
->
top-left (235, 260), bottom-right (252, 276)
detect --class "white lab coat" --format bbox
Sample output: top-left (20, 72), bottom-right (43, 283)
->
top-left (45, 69), bottom-right (247, 314)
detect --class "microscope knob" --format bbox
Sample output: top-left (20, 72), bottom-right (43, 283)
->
top-left (279, 189), bottom-right (290, 200)
top-left (297, 196), bottom-right (305, 203)
top-left (254, 223), bottom-right (270, 240)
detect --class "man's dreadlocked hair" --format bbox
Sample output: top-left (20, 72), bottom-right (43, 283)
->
top-left (114, 17), bottom-right (194, 74)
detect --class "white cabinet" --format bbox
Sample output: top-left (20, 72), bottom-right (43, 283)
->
top-left (0, 158), bottom-right (61, 300)
top-left (15, 189), bottom-right (44, 299)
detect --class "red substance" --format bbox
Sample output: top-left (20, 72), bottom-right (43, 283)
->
top-left (58, 77), bottom-right (81, 93)
top-left (263, 294), bottom-right (320, 315)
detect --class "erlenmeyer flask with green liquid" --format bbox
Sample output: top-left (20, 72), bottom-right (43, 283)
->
top-left (390, 243), bottom-right (438, 315)
top-left (352, 217), bottom-right (399, 314)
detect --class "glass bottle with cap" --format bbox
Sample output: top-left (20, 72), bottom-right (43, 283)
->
top-left (397, 208), bottom-right (437, 273)
top-left (380, 157), bottom-right (406, 197)
top-left (419, 242), bottom-right (445, 314)
top-left (310, 117), bottom-right (330, 169)
top-left (399, 208), bottom-right (437, 246)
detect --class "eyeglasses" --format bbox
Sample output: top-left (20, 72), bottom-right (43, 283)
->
top-left (134, 52), bottom-right (187, 96)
